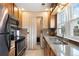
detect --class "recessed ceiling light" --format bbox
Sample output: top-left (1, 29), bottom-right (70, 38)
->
top-left (19, 8), bottom-right (24, 11)
top-left (50, 8), bottom-right (53, 11)
top-left (57, 8), bottom-right (61, 13)
top-left (45, 8), bottom-right (54, 11)
top-left (14, 7), bottom-right (17, 11)
top-left (21, 8), bottom-right (24, 11)
top-left (45, 8), bottom-right (49, 11)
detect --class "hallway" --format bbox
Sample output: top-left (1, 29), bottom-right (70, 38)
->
top-left (23, 45), bottom-right (44, 56)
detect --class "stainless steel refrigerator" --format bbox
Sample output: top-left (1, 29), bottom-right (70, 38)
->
top-left (0, 5), bottom-right (9, 56)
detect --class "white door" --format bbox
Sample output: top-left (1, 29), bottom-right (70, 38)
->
top-left (27, 16), bottom-right (37, 50)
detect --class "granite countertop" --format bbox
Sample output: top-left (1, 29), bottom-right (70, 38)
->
top-left (43, 31), bottom-right (79, 56)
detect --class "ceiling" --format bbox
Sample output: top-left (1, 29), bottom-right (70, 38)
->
top-left (15, 3), bottom-right (51, 12)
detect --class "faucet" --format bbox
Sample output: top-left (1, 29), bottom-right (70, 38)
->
top-left (56, 28), bottom-right (65, 43)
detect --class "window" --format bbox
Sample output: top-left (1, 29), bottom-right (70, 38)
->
top-left (70, 19), bottom-right (79, 36)
top-left (70, 3), bottom-right (79, 37)
top-left (71, 3), bottom-right (79, 19)
top-left (72, 48), bottom-right (79, 56)
top-left (57, 13), bottom-right (62, 36)
top-left (57, 3), bottom-right (79, 37)
top-left (57, 6), bottom-right (68, 37)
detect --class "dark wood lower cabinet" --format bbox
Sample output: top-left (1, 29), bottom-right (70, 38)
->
top-left (43, 37), bottom-right (56, 56)
top-left (50, 48), bottom-right (56, 56)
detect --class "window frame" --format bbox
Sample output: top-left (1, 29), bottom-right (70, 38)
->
top-left (57, 3), bottom-right (79, 37)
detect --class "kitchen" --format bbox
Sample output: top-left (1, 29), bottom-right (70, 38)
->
top-left (0, 3), bottom-right (79, 56)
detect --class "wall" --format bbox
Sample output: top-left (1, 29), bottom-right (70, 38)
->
top-left (22, 11), bottom-right (49, 49)
top-left (22, 11), bottom-right (49, 29)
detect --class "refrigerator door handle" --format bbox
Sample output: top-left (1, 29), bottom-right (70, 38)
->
top-left (0, 32), bottom-right (9, 34)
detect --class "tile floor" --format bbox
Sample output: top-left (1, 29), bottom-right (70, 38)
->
top-left (23, 45), bottom-right (44, 56)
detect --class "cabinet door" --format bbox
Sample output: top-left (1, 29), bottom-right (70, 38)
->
top-left (50, 48), bottom-right (56, 56)
top-left (47, 44), bottom-right (50, 56)
top-left (14, 6), bottom-right (22, 27)
top-left (0, 3), bottom-right (14, 15)
top-left (18, 10), bottom-right (22, 27)
top-left (44, 40), bottom-right (46, 56)
top-left (44, 39), bottom-right (47, 56)
top-left (43, 37), bottom-right (56, 56)
top-left (5, 3), bottom-right (14, 15)
top-left (14, 6), bottom-right (19, 19)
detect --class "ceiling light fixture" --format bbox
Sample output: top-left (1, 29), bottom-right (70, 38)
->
top-left (45, 8), bottom-right (49, 11)
top-left (57, 8), bottom-right (61, 13)
top-left (50, 8), bottom-right (53, 11)
top-left (14, 7), bottom-right (17, 11)
top-left (45, 8), bottom-right (54, 11)
top-left (19, 8), bottom-right (24, 11)
top-left (21, 8), bottom-right (24, 11)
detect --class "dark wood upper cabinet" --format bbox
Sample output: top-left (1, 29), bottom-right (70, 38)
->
top-left (0, 3), bottom-right (14, 15)
top-left (0, 3), bottom-right (23, 27)
top-left (48, 13), bottom-right (57, 29)
top-left (48, 3), bottom-right (57, 29)
top-left (14, 5), bottom-right (19, 19)
top-left (50, 15), bottom-right (56, 28)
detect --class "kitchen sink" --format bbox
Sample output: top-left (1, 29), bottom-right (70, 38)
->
top-left (49, 37), bottom-right (59, 41)
top-left (53, 42), bottom-right (61, 44)
top-left (50, 39), bottom-right (68, 45)
top-left (48, 37), bottom-right (68, 45)
top-left (53, 41), bottom-right (68, 45)
top-left (48, 37), bottom-right (58, 39)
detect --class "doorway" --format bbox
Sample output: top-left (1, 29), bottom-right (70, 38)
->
top-left (36, 16), bottom-right (43, 45)
top-left (26, 16), bottom-right (37, 50)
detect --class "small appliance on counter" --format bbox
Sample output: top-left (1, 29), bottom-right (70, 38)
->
top-left (48, 28), bottom-right (56, 36)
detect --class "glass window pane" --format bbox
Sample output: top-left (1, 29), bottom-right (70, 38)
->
top-left (72, 48), bottom-right (79, 56)
top-left (57, 7), bottom-right (68, 36)
top-left (70, 19), bottom-right (79, 36)
top-left (72, 3), bottom-right (79, 19)
top-left (57, 3), bottom-right (79, 38)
